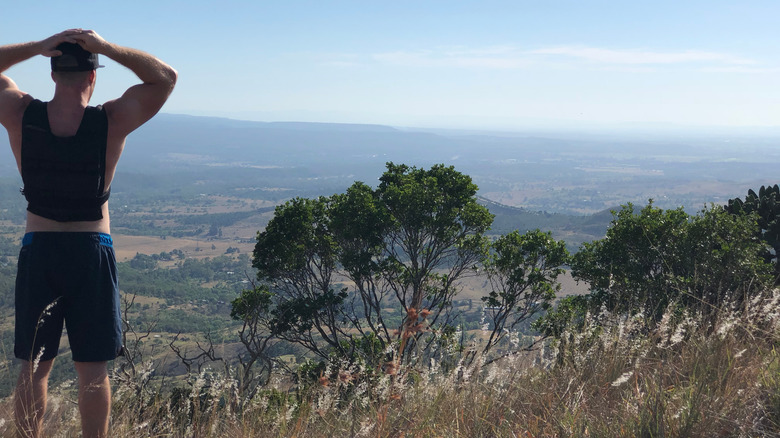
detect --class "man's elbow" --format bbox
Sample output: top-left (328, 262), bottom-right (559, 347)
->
top-left (0, 74), bottom-right (17, 92)
top-left (162, 66), bottom-right (178, 94)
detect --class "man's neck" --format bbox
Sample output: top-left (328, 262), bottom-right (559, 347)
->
top-left (48, 90), bottom-right (91, 137)
top-left (50, 87), bottom-right (91, 108)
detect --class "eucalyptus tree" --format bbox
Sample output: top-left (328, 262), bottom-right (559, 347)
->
top-left (727, 184), bottom-right (780, 280)
top-left (251, 196), bottom-right (347, 360)
top-left (535, 201), bottom-right (774, 339)
top-left (375, 163), bottom-right (493, 330)
top-left (250, 163), bottom-right (493, 366)
top-left (228, 285), bottom-right (276, 397)
top-left (477, 229), bottom-right (569, 363)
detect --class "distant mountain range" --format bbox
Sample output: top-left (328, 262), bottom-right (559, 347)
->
top-left (4, 112), bottom-right (779, 173)
top-left (2, 113), bottom-right (778, 218)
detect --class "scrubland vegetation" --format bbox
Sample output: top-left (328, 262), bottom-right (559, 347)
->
top-left (0, 164), bottom-right (778, 437)
top-left (0, 289), bottom-right (777, 437)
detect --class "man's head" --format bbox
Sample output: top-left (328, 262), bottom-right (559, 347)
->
top-left (51, 43), bottom-right (103, 72)
top-left (50, 43), bottom-right (101, 93)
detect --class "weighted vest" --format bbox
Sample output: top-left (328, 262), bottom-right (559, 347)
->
top-left (20, 99), bottom-right (110, 222)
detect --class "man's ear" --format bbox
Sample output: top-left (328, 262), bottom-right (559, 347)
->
top-left (89, 70), bottom-right (96, 84)
top-left (51, 71), bottom-right (56, 83)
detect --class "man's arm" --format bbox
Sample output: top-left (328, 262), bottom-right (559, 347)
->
top-left (74, 30), bottom-right (177, 136)
top-left (0, 74), bottom-right (28, 130)
top-left (0, 31), bottom-right (80, 129)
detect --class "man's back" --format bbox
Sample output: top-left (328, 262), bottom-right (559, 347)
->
top-left (1, 29), bottom-right (176, 234)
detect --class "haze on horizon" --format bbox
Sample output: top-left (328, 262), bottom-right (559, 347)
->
top-left (2, 1), bottom-right (780, 134)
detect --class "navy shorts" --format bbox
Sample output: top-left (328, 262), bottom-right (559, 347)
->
top-left (14, 232), bottom-right (123, 362)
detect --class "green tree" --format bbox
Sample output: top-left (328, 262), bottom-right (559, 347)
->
top-left (252, 163), bottom-right (493, 366)
top-left (328, 182), bottom-right (394, 349)
top-left (570, 202), bottom-right (690, 320)
top-left (478, 230), bottom-right (569, 362)
top-left (375, 163), bottom-right (493, 338)
top-left (727, 184), bottom-right (780, 280)
top-left (253, 197), bottom-right (346, 360)
top-left (229, 285), bottom-right (276, 397)
top-left (538, 201), bottom-right (773, 336)
top-left (129, 253), bottom-right (157, 271)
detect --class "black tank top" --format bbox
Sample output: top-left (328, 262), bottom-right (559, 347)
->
top-left (20, 99), bottom-right (110, 222)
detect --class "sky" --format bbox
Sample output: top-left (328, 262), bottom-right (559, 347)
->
top-left (3, 1), bottom-right (780, 131)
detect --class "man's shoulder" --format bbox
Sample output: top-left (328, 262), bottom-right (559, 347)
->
top-left (101, 96), bottom-right (154, 139)
top-left (0, 92), bottom-right (34, 132)
top-left (100, 99), bottom-right (120, 123)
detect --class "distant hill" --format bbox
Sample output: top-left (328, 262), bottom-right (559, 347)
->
top-left (115, 114), bottom-right (719, 173)
top-left (3, 113), bottom-right (778, 216)
top-left (120, 114), bottom-right (480, 172)
top-left (480, 196), bottom-right (611, 248)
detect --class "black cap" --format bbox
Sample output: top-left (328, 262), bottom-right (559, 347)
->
top-left (51, 43), bottom-right (104, 72)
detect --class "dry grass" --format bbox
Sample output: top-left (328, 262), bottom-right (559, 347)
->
top-left (1, 290), bottom-right (778, 437)
top-left (111, 235), bottom-right (255, 262)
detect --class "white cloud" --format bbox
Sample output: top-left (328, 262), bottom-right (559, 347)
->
top-left (362, 45), bottom-right (765, 72)
top-left (528, 46), bottom-right (754, 65)
top-left (701, 66), bottom-right (780, 74)
top-left (372, 47), bottom-right (533, 69)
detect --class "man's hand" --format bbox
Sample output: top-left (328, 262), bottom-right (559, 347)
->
top-left (37, 29), bottom-right (82, 57)
top-left (1, 29), bottom-right (83, 75)
top-left (71, 30), bottom-right (110, 56)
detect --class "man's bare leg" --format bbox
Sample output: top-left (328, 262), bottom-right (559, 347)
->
top-left (74, 361), bottom-right (110, 438)
top-left (14, 358), bottom-right (54, 438)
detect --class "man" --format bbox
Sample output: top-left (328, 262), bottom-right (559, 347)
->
top-left (0, 29), bottom-right (176, 438)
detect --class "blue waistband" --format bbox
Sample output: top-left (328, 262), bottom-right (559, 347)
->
top-left (22, 232), bottom-right (113, 248)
